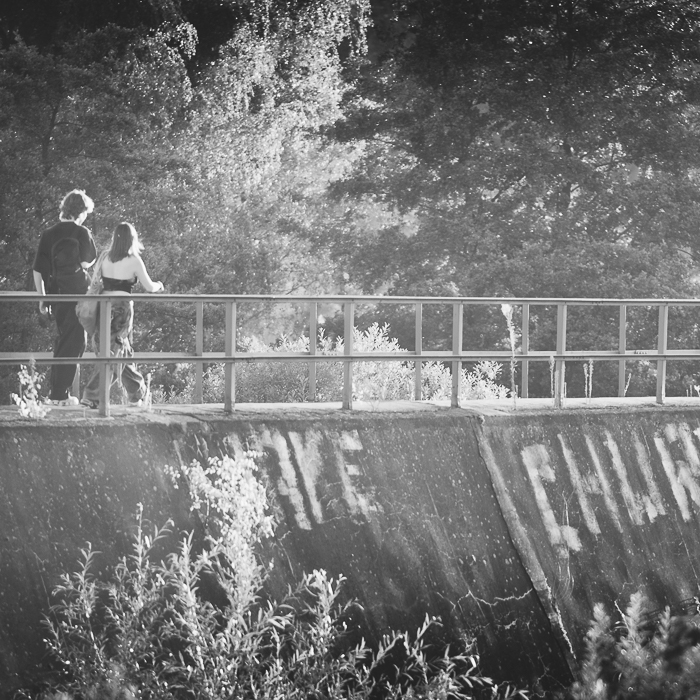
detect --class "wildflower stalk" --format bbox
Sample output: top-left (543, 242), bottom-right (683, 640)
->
top-left (501, 304), bottom-right (518, 409)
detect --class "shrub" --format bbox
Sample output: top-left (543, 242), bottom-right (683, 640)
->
top-left (568, 592), bottom-right (700, 700)
top-left (236, 332), bottom-right (343, 402)
top-left (28, 452), bottom-right (528, 699)
top-left (164, 324), bottom-right (510, 404)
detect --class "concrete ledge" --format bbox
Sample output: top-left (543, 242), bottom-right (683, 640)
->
top-left (2, 395), bottom-right (698, 426)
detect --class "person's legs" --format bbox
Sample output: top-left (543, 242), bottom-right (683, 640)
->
top-left (50, 301), bottom-right (85, 401)
top-left (82, 299), bottom-right (127, 405)
top-left (82, 326), bottom-right (121, 405)
top-left (82, 356), bottom-right (110, 404)
top-left (120, 358), bottom-right (146, 403)
top-left (82, 298), bottom-right (145, 406)
top-left (112, 299), bottom-right (144, 404)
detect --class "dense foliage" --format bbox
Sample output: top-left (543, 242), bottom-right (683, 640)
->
top-left (3, 0), bottom-right (700, 400)
top-left (333, 0), bottom-right (700, 296)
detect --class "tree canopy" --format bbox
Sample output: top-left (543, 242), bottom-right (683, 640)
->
top-left (330, 0), bottom-right (700, 296)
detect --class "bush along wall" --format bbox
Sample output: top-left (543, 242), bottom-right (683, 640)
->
top-left (22, 452), bottom-right (530, 700)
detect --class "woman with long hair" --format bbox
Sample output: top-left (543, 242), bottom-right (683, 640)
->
top-left (81, 222), bottom-right (163, 408)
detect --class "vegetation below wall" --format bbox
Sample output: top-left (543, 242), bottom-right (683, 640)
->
top-left (17, 452), bottom-right (529, 700)
top-left (14, 449), bottom-right (700, 700)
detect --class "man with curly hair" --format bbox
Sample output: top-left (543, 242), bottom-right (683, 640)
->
top-left (33, 189), bottom-right (97, 405)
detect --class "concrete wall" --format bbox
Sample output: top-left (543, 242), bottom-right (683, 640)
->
top-left (2, 405), bottom-right (700, 695)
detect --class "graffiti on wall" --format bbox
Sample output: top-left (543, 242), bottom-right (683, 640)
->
top-left (224, 427), bottom-right (373, 530)
top-left (519, 422), bottom-right (700, 554)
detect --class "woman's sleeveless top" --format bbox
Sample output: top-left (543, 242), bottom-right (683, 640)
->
top-left (102, 276), bottom-right (136, 294)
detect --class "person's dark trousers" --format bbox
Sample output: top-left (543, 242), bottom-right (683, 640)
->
top-left (50, 300), bottom-right (86, 400)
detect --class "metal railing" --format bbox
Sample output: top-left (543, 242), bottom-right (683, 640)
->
top-left (2, 292), bottom-right (700, 416)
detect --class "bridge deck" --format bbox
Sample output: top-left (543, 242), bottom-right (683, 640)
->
top-left (1, 396), bottom-right (700, 425)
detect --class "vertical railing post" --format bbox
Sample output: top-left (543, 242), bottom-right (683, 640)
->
top-left (521, 303), bottom-right (530, 399)
top-left (224, 300), bottom-right (236, 413)
top-left (308, 302), bottom-right (317, 402)
top-left (656, 303), bottom-right (668, 405)
top-left (343, 301), bottom-right (354, 409)
top-left (194, 301), bottom-right (204, 404)
top-left (414, 302), bottom-right (423, 400)
top-left (618, 304), bottom-right (627, 398)
top-left (451, 301), bottom-right (463, 408)
top-left (554, 303), bottom-right (567, 408)
top-left (98, 297), bottom-right (111, 417)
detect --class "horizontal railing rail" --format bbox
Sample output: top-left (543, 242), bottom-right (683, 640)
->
top-left (2, 292), bottom-right (700, 416)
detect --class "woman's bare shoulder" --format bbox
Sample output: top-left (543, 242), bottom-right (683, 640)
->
top-left (130, 253), bottom-right (147, 269)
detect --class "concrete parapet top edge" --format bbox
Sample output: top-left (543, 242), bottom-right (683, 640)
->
top-left (2, 396), bottom-right (700, 427)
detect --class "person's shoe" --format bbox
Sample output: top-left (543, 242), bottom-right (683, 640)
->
top-left (47, 395), bottom-right (80, 406)
top-left (80, 398), bottom-right (99, 409)
top-left (128, 399), bottom-right (143, 407)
